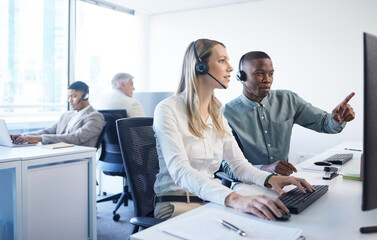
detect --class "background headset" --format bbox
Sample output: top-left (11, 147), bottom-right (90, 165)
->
top-left (236, 54), bottom-right (247, 81)
top-left (77, 86), bottom-right (89, 103)
top-left (192, 41), bottom-right (226, 89)
top-left (79, 88), bottom-right (89, 103)
top-left (81, 89), bottom-right (89, 101)
top-left (236, 54), bottom-right (259, 98)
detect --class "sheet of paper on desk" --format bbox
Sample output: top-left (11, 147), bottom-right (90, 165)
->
top-left (41, 142), bottom-right (75, 149)
top-left (159, 208), bottom-right (302, 240)
top-left (300, 164), bottom-right (341, 172)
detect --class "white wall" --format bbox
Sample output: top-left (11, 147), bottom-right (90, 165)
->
top-left (146, 0), bottom-right (377, 163)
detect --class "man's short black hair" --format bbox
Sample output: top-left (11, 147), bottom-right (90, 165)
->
top-left (240, 51), bottom-right (271, 69)
top-left (68, 81), bottom-right (89, 94)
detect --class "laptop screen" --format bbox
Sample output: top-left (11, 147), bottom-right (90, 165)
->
top-left (0, 119), bottom-right (37, 147)
top-left (0, 119), bottom-right (14, 147)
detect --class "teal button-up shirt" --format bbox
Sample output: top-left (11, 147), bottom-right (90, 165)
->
top-left (222, 90), bottom-right (345, 177)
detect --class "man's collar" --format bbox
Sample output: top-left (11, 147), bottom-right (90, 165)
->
top-left (240, 92), bottom-right (272, 108)
top-left (116, 88), bottom-right (130, 97)
top-left (76, 104), bottom-right (91, 113)
top-left (259, 95), bottom-right (271, 107)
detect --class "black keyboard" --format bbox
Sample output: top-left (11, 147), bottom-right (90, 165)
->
top-left (324, 153), bottom-right (353, 165)
top-left (279, 185), bottom-right (329, 214)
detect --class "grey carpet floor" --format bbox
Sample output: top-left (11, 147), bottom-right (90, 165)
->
top-left (96, 197), bottom-right (135, 240)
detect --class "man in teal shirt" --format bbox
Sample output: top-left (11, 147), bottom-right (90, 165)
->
top-left (223, 51), bottom-right (355, 176)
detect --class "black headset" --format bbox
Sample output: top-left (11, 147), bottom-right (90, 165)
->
top-left (236, 54), bottom-right (260, 98)
top-left (236, 54), bottom-right (247, 81)
top-left (193, 41), bottom-right (209, 75)
top-left (81, 84), bottom-right (89, 101)
top-left (192, 41), bottom-right (226, 89)
top-left (77, 87), bottom-right (89, 103)
top-left (82, 90), bottom-right (89, 101)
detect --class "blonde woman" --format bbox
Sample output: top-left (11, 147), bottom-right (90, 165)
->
top-left (153, 39), bottom-right (313, 221)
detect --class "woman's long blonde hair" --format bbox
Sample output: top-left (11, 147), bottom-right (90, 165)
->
top-left (176, 39), bottom-right (227, 138)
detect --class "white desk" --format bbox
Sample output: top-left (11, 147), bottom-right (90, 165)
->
top-left (0, 145), bottom-right (97, 240)
top-left (131, 141), bottom-right (377, 240)
top-left (0, 154), bottom-right (22, 240)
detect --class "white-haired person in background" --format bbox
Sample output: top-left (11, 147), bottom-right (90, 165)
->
top-left (96, 73), bottom-right (145, 117)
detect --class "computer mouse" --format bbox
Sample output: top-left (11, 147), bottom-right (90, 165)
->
top-left (314, 161), bottom-right (332, 166)
top-left (273, 208), bottom-right (291, 221)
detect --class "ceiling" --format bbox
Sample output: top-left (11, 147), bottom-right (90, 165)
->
top-left (108, 0), bottom-right (260, 15)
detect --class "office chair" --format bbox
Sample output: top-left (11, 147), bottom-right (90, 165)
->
top-left (95, 121), bottom-right (108, 150)
top-left (97, 109), bottom-right (129, 222)
top-left (95, 121), bottom-right (108, 191)
top-left (116, 117), bottom-right (164, 234)
top-left (215, 127), bottom-right (242, 187)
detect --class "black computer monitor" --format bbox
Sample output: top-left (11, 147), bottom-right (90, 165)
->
top-left (361, 32), bottom-right (377, 233)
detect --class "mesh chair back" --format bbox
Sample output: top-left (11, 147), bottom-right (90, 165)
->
top-left (116, 117), bottom-right (158, 217)
top-left (98, 110), bottom-right (127, 174)
top-left (95, 121), bottom-right (108, 150)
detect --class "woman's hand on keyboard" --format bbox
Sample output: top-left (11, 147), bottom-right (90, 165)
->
top-left (224, 192), bottom-right (288, 221)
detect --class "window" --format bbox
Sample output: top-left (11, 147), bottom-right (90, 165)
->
top-left (75, 1), bottom-right (138, 107)
top-left (0, 0), bottom-right (138, 132)
top-left (0, 0), bottom-right (69, 131)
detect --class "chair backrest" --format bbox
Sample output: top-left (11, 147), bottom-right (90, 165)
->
top-left (98, 109), bottom-right (127, 174)
top-left (95, 121), bottom-right (108, 150)
top-left (116, 117), bottom-right (158, 218)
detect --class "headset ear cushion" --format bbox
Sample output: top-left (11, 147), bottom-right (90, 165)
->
top-left (82, 92), bottom-right (89, 100)
top-left (237, 70), bottom-right (246, 81)
top-left (195, 62), bottom-right (209, 75)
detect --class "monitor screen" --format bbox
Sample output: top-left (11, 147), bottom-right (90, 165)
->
top-left (362, 32), bottom-right (377, 211)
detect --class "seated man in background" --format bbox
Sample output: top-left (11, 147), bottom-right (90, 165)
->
top-left (95, 72), bottom-right (145, 117)
top-left (222, 51), bottom-right (355, 176)
top-left (11, 81), bottom-right (104, 147)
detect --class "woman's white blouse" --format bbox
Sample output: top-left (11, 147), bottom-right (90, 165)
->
top-left (153, 94), bottom-right (270, 205)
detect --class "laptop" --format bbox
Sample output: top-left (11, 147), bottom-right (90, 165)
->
top-left (0, 119), bottom-right (37, 147)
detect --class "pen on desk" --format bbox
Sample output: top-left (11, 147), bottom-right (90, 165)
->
top-left (218, 219), bottom-right (247, 237)
top-left (360, 226), bottom-right (377, 234)
top-left (344, 148), bottom-right (362, 152)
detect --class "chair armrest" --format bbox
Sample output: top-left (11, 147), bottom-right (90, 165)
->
top-left (215, 171), bottom-right (238, 188)
top-left (130, 217), bottom-right (165, 229)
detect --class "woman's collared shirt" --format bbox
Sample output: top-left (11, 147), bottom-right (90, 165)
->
top-left (153, 94), bottom-right (270, 205)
